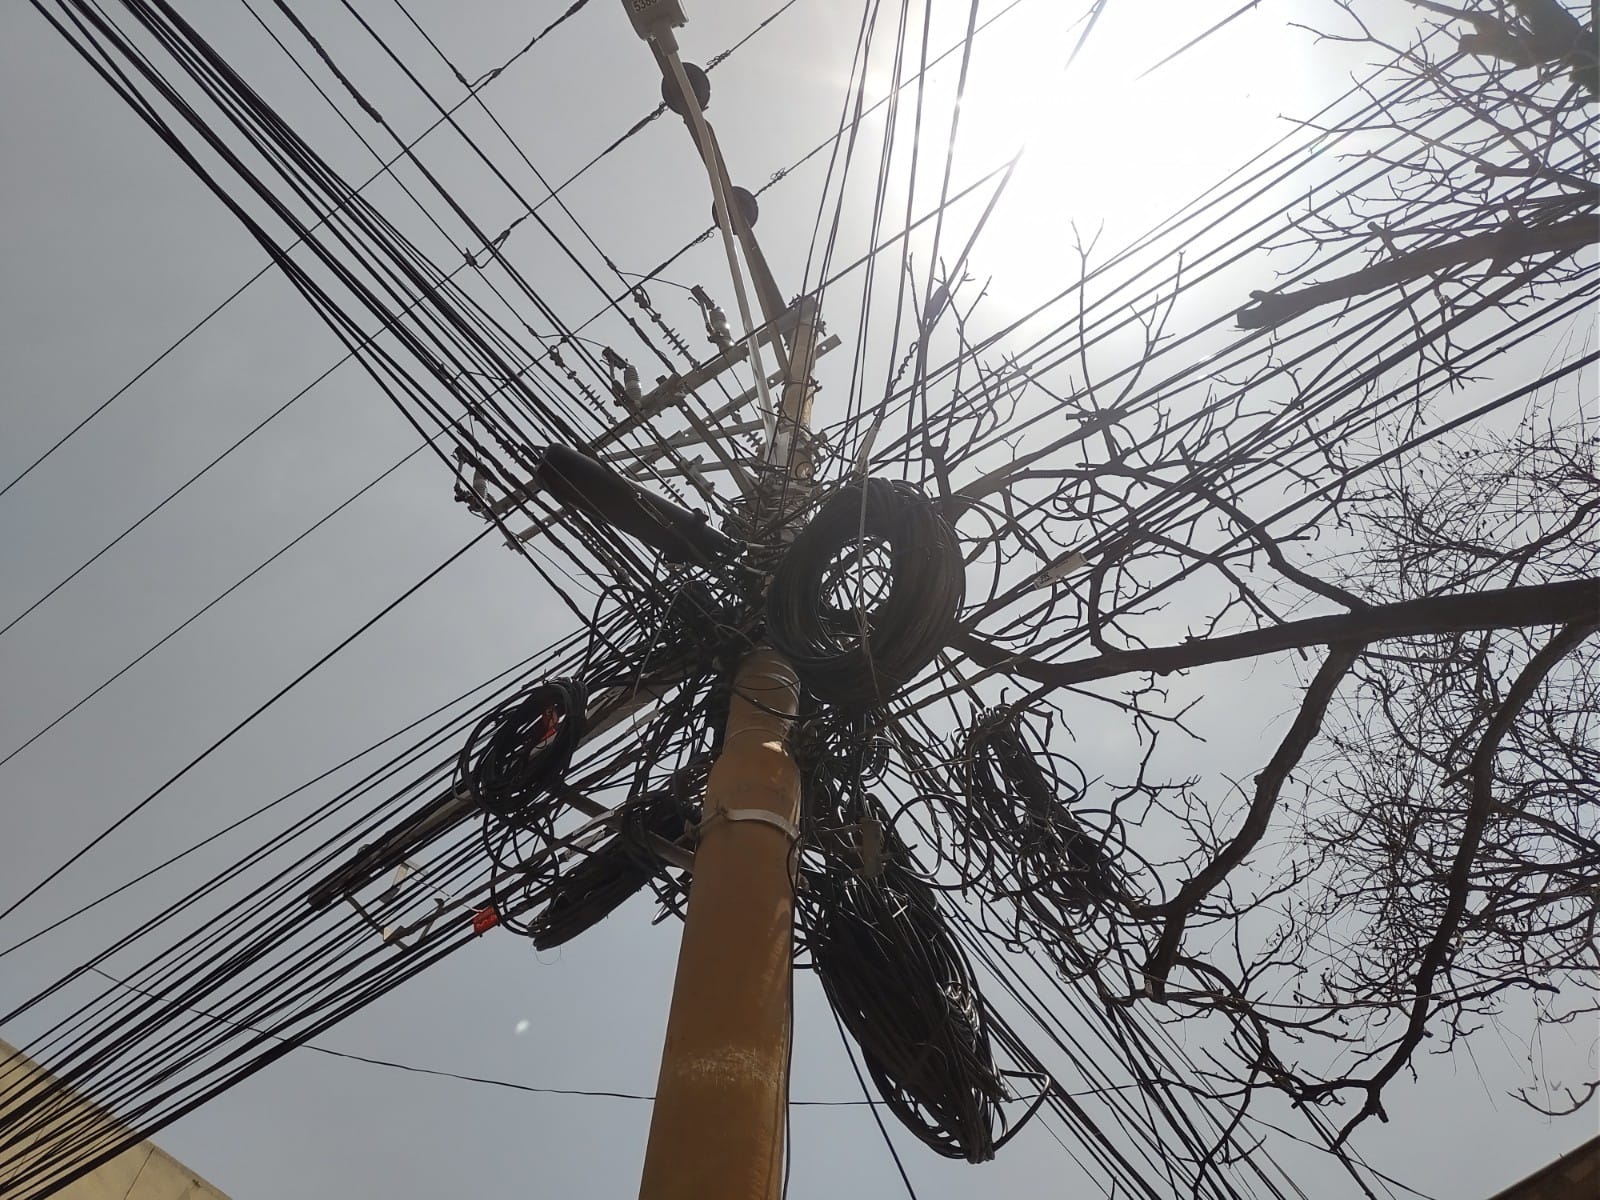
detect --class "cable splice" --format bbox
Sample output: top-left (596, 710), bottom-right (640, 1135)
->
top-left (530, 786), bottom-right (693, 949)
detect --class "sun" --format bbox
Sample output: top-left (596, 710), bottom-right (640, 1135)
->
top-left (893, 1), bottom-right (1337, 307)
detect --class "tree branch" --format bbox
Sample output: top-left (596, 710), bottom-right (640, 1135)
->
top-left (957, 577), bottom-right (1599, 689)
top-left (1237, 216), bottom-right (1597, 329)
top-left (1142, 645), bottom-right (1362, 998)
top-left (1332, 619), bottom-right (1598, 1140)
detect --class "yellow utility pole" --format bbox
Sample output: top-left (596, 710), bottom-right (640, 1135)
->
top-left (619, 4), bottom-right (825, 1196)
top-left (636, 649), bottom-right (801, 1200)
top-left (638, 297), bottom-right (822, 1200)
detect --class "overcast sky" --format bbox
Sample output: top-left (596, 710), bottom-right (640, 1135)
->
top-left (1, 1), bottom-right (1594, 1197)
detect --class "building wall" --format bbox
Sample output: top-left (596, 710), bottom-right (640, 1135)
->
top-left (0, 1039), bottom-right (228, 1200)
top-left (1489, 1134), bottom-right (1600, 1200)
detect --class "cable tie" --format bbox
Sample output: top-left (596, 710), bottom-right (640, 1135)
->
top-left (697, 808), bottom-right (800, 842)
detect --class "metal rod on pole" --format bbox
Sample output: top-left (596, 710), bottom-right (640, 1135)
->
top-left (655, 40), bottom-right (781, 443)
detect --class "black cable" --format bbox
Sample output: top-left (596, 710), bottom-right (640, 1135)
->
top-left (0, 526), bottom-right (495, 928)
top-left (456, 678), bottom-right (587, 819)
top-left (767, 479), bottom-right (964, 708)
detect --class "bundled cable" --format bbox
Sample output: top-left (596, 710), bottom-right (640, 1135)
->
top-left (529, 786), bottom-right (694, 949)
top-left (766, 479), bottom-right (964, 708)
top-left (456, 678), bottom-right (588, 819)
top-left (533, 445), bottom-right (741, 567)
top-left (803, 857), bottom-right (1031, 1162)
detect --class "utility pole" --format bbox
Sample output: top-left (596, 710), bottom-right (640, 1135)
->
top-left (636, 648), bottom-right (800, 1200)
top-left (621, 4), bottom-right (823, 1197)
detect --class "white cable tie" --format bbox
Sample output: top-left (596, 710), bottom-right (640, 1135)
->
top-left (1032, 550), bottom-right (1088, 590)
top-left (720, 808), bottom-right (801, 841)
top-left (736, 667), bottom-right (800, 692)
top-left (723, 721), bottom-right (792, 742)
top-left (854, 417), bottom-right (883, 477)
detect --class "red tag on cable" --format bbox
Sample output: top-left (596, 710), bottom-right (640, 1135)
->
top-left (534, 706), bottom-right (559, 744)
top-left (471, 906), bottom-right (499, 936)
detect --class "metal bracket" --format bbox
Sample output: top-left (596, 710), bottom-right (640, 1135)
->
top-left (702, 807), bottom-right (801, 843)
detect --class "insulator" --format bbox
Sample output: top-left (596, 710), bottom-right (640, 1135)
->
top-left (707, 304), bottom-right (732, 351)
top-left (711, 186), bottom-right (759, 232)
top-left (661, 61), bottom-right (710, 116)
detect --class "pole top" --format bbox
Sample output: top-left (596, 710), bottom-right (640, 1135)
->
top-left (620, 0), bottom-right (686, 48)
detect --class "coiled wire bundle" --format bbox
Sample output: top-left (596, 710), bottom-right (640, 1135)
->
top-left (456, 678), bottom-right (588, 820)
top-left (803, 858), bottom-right (1029, 1162)
top-left (766, 479), bottom-right (964, 708)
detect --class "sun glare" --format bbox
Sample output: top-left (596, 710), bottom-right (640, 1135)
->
top-left (895, 2), bottom-right (1339, 305)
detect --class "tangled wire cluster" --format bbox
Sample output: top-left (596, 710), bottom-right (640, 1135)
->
top-left (956, 707), bottom-right (1127, 953)
top-left (767, 479), bottom-right (964, 708)
top-left (802, 856), bottom-right (1037, 1162)
top-left (530, 782), bottom-right (697, 950)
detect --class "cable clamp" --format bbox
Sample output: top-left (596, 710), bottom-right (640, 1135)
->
top-left (699, 807), bottom-right (801, 843)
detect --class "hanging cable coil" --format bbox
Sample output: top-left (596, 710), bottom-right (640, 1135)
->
top-left (766, 478), bottom-right (964, 708)
top-left (803, 858), bottom-right (1036, 1162)
top-left (957, 707), bottom-right (1123, 936)
top-left (456, 678), bottom-right (588, 818)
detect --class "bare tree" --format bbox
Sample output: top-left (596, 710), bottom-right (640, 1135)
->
top-left (1240, 0), bottom-right (1596, 333)
top-left (941, 0), bottom-right (1598, 1149)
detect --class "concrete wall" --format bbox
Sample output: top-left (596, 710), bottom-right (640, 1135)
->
top-left (0, 1039), bottom-right (228, 1200)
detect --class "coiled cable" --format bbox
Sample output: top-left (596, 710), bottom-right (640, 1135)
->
top-left (766, 479), bottom-right (964, 708)
top-left (803, 856), bottom-right (1022, 1162)
top-left (957, 707), bottom-right (1123, 941)
top-left (456, 678), bottom-right (588, 819)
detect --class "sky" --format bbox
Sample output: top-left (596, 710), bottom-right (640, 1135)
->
top-left (0, 1), bottom-right (1594, 1198)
